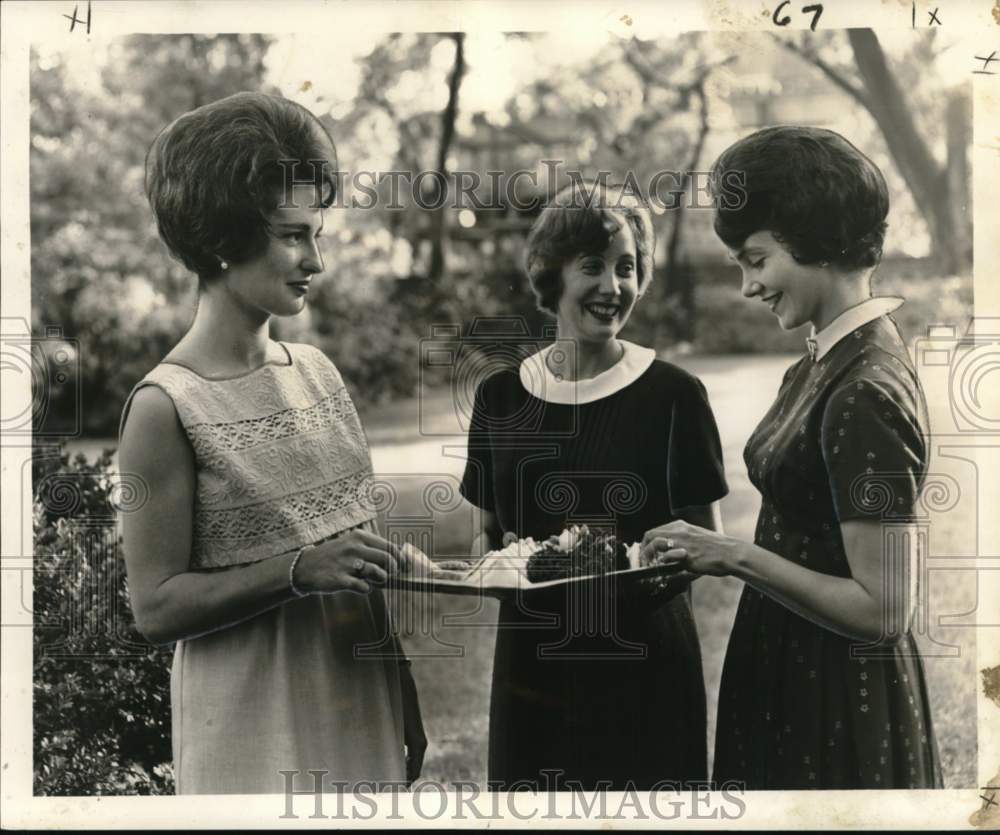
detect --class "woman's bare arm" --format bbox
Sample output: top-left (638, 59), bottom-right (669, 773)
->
top-left (733, 519), bottom-right (914, 644)
top-left (641, 518), bottom-right (914, 644)
top-left (120, 386), bottom-right (397, 645)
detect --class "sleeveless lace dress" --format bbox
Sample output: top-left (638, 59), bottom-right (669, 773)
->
top-left (119, 342), bottom-right (405, 794)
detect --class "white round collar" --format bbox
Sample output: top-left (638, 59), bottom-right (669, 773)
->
top-left (518, 340), bottom-right (656, 404)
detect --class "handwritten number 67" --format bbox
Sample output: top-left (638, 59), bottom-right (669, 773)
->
top-left (773, 1), bottom-right (824, 31)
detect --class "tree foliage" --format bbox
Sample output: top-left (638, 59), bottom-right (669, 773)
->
top-left (778, 29), bottom-right (971, 274)
top-left (30, 30), bottom-right (971, 436)
top-left (31, 35), bottom-right (274, 435)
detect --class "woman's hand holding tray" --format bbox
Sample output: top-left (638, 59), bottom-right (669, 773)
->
top-left (390, 536), bottom-right (690, 600)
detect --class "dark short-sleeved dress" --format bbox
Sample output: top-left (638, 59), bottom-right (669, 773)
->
top-left (460, 342), bottom-right (728, 790)
top-left (713, 314), bottom-right (943, 789)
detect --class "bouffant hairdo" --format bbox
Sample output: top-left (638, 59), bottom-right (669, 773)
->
top-left (525, 183), bottom-right (655, 316)
top-left (709, 125), bottom-right (889, 271)
top-left (145, 91), bottom-right (338, 280)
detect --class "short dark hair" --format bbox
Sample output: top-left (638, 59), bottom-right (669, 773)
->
top-left (145, 91), bottom-right (338, 280)
top-left (525, 183), bottom-right (655, 315)
top-left (710, 125), bottom-right (888, 271)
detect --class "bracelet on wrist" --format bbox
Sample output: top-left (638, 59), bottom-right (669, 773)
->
top-left (289, 545), bottom-right (313, 598)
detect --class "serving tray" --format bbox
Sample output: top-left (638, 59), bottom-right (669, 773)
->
top-left (388, 540), bottom-right (689, 600)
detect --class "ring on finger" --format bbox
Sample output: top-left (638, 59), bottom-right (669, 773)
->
top-left (352, 558), bottom-right (365, 575)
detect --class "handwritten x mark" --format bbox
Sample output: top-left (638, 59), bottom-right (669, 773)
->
top-left (974, 51), bottom-right (998, 75)
top-left (61, 1), bottom-right (91, 34)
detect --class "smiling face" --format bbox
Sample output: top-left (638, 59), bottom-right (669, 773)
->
top-left (555, 220), bottom-right (640, 345)
top-left (216, 184), bottom-right (326, 319)
top-left (729, 230), bottom-right (840, 331)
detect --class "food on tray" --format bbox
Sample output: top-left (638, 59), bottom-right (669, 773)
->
top-left (525, 525), bottom-right (637, 583)
top-left (394, 527), bottom-right (654, 592)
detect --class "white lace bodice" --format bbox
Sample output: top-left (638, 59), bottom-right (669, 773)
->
top-left (119, 342), bottom-right (377, 568)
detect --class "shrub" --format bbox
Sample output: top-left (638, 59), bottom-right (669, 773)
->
top-left (33, 442), bottom-right (173, 795)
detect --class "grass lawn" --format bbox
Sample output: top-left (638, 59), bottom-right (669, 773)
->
top-left (359, 354), bottom-right (978, 789)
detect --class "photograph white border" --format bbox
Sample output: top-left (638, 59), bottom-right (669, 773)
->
top-left (2, 0), bottom-right (997, 828)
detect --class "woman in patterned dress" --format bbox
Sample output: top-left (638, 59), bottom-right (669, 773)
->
top-left (118, 92), bottom-right (424, 794)
top-left (461, 184), bottom-right (729, 790)
top-left (641, 126), bottom-right (942, 789)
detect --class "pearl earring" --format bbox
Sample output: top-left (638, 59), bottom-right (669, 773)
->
top-left (220, 260), bottom-right (229, 271)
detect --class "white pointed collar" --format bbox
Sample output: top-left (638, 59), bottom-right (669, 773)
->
top-left (519, 340), bottom-right (656, 404)
top-left (808, 296), bottom-right (904, 362)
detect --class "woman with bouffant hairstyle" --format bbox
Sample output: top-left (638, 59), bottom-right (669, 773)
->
top-left (144, 91), bottom-right (341, 283)
top-left (119, 92), bottom-right (425, 794)
top-left (642, 126), bottom-right (942, 789)
top-left (711, 124), bottom-right (889, 272)
top-left (461, 183), bottom-right (728, 789)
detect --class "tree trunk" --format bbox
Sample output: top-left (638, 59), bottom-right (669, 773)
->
top-left (662, 84), bottom-right (711, 343)
top-left (427, 33), bottom-right (466, 281)
top-left (945, 89), bottom-right (972, 272)
top-left (847, 29), bottom-right (965, 274)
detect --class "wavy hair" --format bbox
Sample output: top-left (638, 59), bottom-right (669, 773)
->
top-left (525, 183), bottom-right (655, 315)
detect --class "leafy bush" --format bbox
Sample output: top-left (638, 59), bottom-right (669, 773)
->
top-left (33, 442), bottom-right (173, 795)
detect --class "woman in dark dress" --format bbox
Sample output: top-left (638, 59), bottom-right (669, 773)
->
top-left (460, 184), bottom-right (729, 790)
top-left (642, 126), bottom-right (942, 789)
